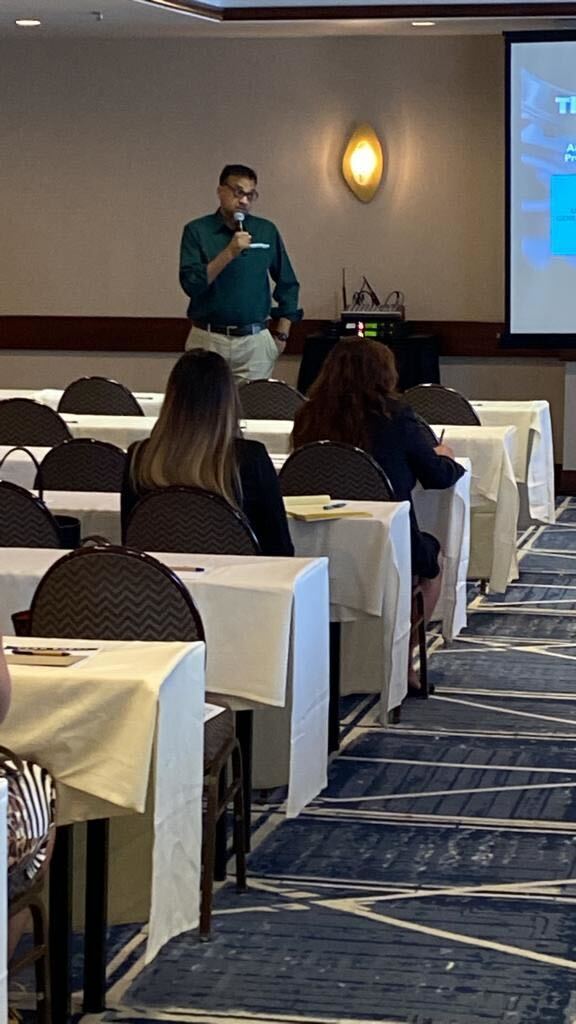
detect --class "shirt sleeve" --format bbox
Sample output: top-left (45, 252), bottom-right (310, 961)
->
top-left (241, 443), bottom-right (295, 556)
top-left (179, 223), bottom-right (210, 304)
top-left (269, 229), bottom-right (303, 323)
top-left (403, 409), bottom-right (465, 490)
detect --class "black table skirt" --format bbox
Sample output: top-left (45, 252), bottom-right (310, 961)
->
top-left (296, 329), bottom-right (440, 396)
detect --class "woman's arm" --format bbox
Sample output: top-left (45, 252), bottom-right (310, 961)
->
top-left (240, 442), bottom-right (295, 556)
top-left (404, 410), bottom-right (465, 490)
top-left (0, 639), bottom-right (12, 724)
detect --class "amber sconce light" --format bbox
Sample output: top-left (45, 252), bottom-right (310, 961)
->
top-left (342, 124), bottom-right (383, 202)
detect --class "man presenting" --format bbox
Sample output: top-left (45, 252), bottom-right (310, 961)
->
top-left (180, 164), bottom-right (302, 380)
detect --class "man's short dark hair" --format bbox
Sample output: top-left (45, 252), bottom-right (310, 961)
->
top-left (219, 164), bottom-right (257, 185)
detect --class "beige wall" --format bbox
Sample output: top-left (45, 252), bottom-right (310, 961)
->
top-left (0, 34), bottom-right (503, 322)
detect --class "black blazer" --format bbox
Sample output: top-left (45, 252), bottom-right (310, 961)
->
top-left (121, 436), bottom-right (294, 557)
top-left (369, 402), bottom-right (465, 578)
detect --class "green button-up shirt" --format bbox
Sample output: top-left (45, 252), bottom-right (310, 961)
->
top-left (179, 210), bottom-right (302, 325)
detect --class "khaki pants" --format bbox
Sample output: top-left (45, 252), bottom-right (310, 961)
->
top-left (185, 325), bottom-right (280, 381)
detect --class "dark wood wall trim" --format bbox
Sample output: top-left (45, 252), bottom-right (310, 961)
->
top-left (2, 315), bottom-right (576, 360)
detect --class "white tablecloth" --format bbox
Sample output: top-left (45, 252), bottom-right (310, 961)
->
top-left (0, 551), bottom-right (329, 817)
top-left (431, 424), bottom-right (519, 593)
top-left (287, 501), bottom-right (412, 715)
top-left (413, 457), bottom-right (471, 637)
top-left (1, 637), bottom-right (205, 964)
top-left (0, 389), bottom-right (163, 418)
top-left (471, 400), bottom-right (555, 524)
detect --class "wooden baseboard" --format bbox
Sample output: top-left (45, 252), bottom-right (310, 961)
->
top-left (2, 315), bottom-right (576, 360)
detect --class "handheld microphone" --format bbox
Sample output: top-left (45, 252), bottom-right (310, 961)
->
top-left (233, 211), bottom-right (245, 232)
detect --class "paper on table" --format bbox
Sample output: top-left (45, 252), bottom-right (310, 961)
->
top-left (286, 507), bottom-right (373, 522)
top-left (283, 495), bottom-right (331, 506)
top-left (204, 703), bottom-right (226, 723)
top-left (4, 645), bottom-right (100, 668)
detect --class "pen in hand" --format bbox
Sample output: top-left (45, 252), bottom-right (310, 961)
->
top-left (439, 429), bottom-right (445, 443)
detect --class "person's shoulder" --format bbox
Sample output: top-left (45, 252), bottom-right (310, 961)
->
top-left (182, 212), bottom-right (218, 232)
top-left (235, 436), bottom-right (269, 462)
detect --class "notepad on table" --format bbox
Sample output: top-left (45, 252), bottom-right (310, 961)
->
top-left (284, 503), bottom-right (373, 522)
top-left (282, 494), bottom-right (331, 507)
top-left (4, 646), bottom-right (99, 668)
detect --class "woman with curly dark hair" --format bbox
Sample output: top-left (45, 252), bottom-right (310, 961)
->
top-left (292, 337), bottom-right (464, 690)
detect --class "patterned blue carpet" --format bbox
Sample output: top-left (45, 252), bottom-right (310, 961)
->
top-left (13, 499), bottom-right (576, 1023)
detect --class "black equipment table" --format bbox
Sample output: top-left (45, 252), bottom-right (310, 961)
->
top-left (296, 324), bottom-right (440, 396)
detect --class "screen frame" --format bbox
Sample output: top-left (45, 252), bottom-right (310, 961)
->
top-left (502, 30), bottom-right (576, 349)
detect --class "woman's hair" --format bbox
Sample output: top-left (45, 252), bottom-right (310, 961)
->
top-left (133, 349), bottom-right (241, 504)
top-left (292, 337), bottom-right (399, 452)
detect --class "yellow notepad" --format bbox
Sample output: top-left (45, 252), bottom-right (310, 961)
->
top-left (282, 495), bottom-right (331, 506)
top-left (5, 646), bottom-right (96, 668)
top-left (286, 506), bottom-right (373, 522)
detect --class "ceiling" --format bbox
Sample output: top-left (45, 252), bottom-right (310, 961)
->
top-left (2, 0), bottom-right (576, 37)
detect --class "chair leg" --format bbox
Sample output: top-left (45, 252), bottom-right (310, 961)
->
top-left (231, 742), bottom-right (247, 892)
top-left (416, 591), bottom-right (429, 699)
top-left (214, 766), bottom-right (227, 882)
top-left (200, 773), bottom-right (220, 941)
top-left (235, 710), bottom-right (253, 851)
top-left (29, 898), bottom-right (51, 1024)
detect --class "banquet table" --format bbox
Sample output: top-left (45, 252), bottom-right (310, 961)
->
top-left (34, 462), bottom-right (469, 714)
top-left (0, 551), bottom-right (329, 813)
top-left (1, 637), bottom-right (205, 966)
top-left (430, 424), bottom-right (519, 593)
top-left (470, 399), bottom-right (555, 524)
top-left (57, 413), bottom-right (294, 453)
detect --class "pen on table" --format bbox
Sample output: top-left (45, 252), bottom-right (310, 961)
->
top-left (322, 501), bottom-right (346, 509)
top-left (174, 566), bottom-right (206, 572)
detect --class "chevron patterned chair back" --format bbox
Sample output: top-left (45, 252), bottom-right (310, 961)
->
top-left (404, 384), bottom-right (481, 426)
top-left (0, 481), bottom-right (62, 547)
top-left (279, 441), bottom-right (395, 501)
top-left (28, 543), bottom-right (247, 938)
top-left (239, 379), bottom-right (306, 420)
top-left (125, 486), bottom-right (260, 554)
top-left (37, 438), bottom-right (127, 492)
top-left (57, 376), bottom-right (144, 416)
top-left (0, 399), bottom-right (72, 446)
top-left (29, 545), bottom-right (204, 640)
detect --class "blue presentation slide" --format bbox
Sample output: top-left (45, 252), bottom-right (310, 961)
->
top-left (550, 175), bottom-right (576, 256)
top-left (510, 39), bottom-right (576, 334)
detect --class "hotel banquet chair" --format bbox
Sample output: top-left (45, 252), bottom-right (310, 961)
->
top-left (125, 486), bottom-right (260, 555)
top-left (36, 438), bottom-right (126, 492)
top-left (278, 440), bottom-right (394, 501)
top-left (404, 383), bottom-right (481, 426)
top-left (57, 376), bottom-right (144, 416)
top-left (238, 379), bottom-right (306, 420)
top-left (0, 398), bottom-right (72, 446)
top-left (28, 544), bottom-right (247, 943)
top-left (125, 486), bottom-right (259, 853)
top-left (279, 441), bottom-right (429, 715)
top-left (0, 480), bottom-right (65, 548)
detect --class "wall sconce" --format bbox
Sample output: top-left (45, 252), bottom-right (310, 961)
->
top-left (342, 123), bottom-right (383, 203)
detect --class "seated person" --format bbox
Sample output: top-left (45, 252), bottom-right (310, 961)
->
top-left (292, 336), bottom-right (464, 689)
top-left (0, 639), bottom-right (56, 1023)
top-left (121, 348), bottom-right (294, 557)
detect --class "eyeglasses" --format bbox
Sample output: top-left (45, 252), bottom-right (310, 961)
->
top-left (222, 183), bottom-right (259, 202)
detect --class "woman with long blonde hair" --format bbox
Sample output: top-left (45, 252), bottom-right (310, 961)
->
top-left (121, 349), bottom-right (293, 555)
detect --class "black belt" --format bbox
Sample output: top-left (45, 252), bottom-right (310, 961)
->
top-left (193, 321), bottom-right (266, 337)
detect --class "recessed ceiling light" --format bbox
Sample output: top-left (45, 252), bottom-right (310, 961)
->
top-left (15, 18), bottom-right (42, 26)
top-left (411, 20), bottom-right (436, 26)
